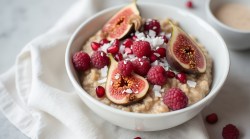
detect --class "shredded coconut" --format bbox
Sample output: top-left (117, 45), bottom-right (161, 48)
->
top-left (187, 80), bottom-right (197, 88)
top-left (100, 43), bottom-right (111, 53)
top-left (153, 85), bottom-right (161, 92)
top-left (154, 53), bottom-right (161, 57)
top-left (149, 30), bottom-right (156, 37)
top-left (100, 66), bottom-right (108, 77)
top-left (140, 62), bottom-right (143, 66)
top-left (97, 77), bottom-right (107, 84)
top-left (114, 73), bottom-right (120, 79)
top-left (154, 91), bottom-right (162, 97)
top-left (151, 60), bottom-right (159, 66)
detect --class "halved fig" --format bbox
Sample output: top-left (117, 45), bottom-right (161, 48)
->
top-left (166, 22), bottom-right (207, 73)
top-left (102, 2), bottom-right (142, 41)
top-left (105, 56), bottom-right (149, 105)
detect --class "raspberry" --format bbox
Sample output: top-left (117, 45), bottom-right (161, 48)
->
top-left (222, 124), bottom-right (240, 139)
top-left (132, 40), bottom-right (151, 58)
top-left (118, 60), bottom-right (134, 76)
top-left (132, 58), bottom-right (151, 76)
top-left (146, 65), bottom-right (167, 85)
top-left (72, 51), bottom-right (91, 71)
top-left (206, 113), bottom-right (218, 124)
top-left (91, 51), bottom-right (110, 69)
top-left (144, 19), bottom-right (161, 35)
top-left (186, 0), bottom-right (193, 8)
top-left (163, 88), bottom-right (188, 110)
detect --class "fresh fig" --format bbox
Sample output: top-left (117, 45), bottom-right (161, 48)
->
top-left (105, 56), bottom-right (149, 105)
top-left (102, 2), bottom-right (142, 41)
top-left (166, 22), bottom-right (206, 73)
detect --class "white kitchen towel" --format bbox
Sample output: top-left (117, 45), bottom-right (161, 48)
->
top-left (0, 0), bottom-right (209, 139)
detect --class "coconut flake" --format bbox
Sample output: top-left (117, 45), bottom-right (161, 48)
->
top-left (98, 77), bottom-right (107, 84)
top-left (149, 30), bottom-right (156, 38)
top-left (154, 91), bottom-right (162, 97)
top-left (151, 60), bottom-right (159, 66)
top-left (154, 53), bottom-right (161, 57)
top-left (114, 73), bottom-right (120, 79)
top-left (160, 88), bottom-right (165, 92)
top-left (100, 51), bottom-right (104, 57)
top-left (100, 43), bottom-right (111, 53)
top-left (140, 62), bottom-right (143, 66)
top-left (119, 45), bottom-right (125, 53)
top-left (100, 66), bottom-right (108, 77)
top-left (153, 85), bottom-right (161, 92)
top-left (187, 80), bottom-right (197, 88)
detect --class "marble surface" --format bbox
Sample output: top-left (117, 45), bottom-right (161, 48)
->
top-left (1, 0), bottom-right (250, 139)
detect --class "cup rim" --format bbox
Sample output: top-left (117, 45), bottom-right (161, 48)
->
top-left (66, 2), bottom-right (230, 118)
top-left (205, 0), bottom-right (250, 34)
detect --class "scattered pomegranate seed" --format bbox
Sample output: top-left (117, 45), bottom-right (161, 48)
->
top-left (99, 38), bottom-right (109, 45)
top-left (124, 47), bottom-right (133, 54)
top-left (155, 47), bottom-right (166, 58)
top-left (113, 39), bottom-right (120, 46)
top-left (91, 42), bottom-right (101, 51)
top-left (123, 38), bottom-right (133, 48)
top-left (134, 137), bottom-right (141, 139)
top-left (161, 35), bottom-right (169, 44)
top-left (107, 45), bottom-right (119, 54)
top-left (132, 35), bottom-right (137, 40)
top-left (96, 86), bottom-right (105, 98)
top-left (149, 53), bottom-right (158, 63)
top-left (206, 113), bottom-right (218, 124)
top-left (166, 70), bottom-right (175, 78)
top-left (176, 72), bottom-right (187, 83)
top-left (186, 0), bottom-right (193, 8)
top-left (114, 53), bottom-right (123, 61)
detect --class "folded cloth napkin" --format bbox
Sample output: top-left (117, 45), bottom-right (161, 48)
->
top-left (0, 0), bottom-right (209, 139)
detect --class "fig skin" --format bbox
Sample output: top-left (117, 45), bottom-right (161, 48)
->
top-left (166, 22), bottom-right (207, 74)
top-left (101, 2), bottom-right (142, 41)
top-left (105, 55), bottom-right (149, 105)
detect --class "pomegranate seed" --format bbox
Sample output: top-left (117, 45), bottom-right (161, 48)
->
top-left (107, 45), bottom-right (119, 54)
top-left (96, 86), bottom-right (105, 98)
top-left (149, 53), bottom-right (158, 63)
top-left (123, 38), bottom-right (133, 48)
top-left (114, 53), bottom-right (123, 61)
top-left (176, 72), bottom-right (187, 84)
top-left (124, 47), bottom-right (133, 54)
top-left (99, 38), bottom-right (109, 45)
top-left (161, 35), bottom-right (169, 44)
top-left (166, 70), bottom-right (175, 78)
top-left (113, 39), bottom-right (120, 46)
top-left (156, 47), bottom-right (166, 58)
top-left (91, 42), bottom-right (101, 51)
top-left (134, 137), bottom-right (141, 139)
top-left (206, 113), bottom-right (218, 124)
top-left (186, 0), bottom-right (193, 8)
top-left (132, 35), bottom-right (137, 40)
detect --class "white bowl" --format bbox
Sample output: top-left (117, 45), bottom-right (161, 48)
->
top-left (65, 2), bottom-right (230, 131)
top-left (205, 0), bottom-right (250, 50)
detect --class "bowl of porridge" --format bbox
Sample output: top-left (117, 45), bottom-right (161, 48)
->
top-left (206, 0), bottom-right (250, 50)
top-left (65, 2), bottom-right (229, 131)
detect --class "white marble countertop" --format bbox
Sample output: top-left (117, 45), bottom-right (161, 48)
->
top-left (1, 0), bottom-right (250, 139)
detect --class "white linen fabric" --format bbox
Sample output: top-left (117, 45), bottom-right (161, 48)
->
top-left (0, 0), bottom-right (209, 139)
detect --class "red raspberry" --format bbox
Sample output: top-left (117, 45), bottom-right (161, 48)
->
top-left (118, 60), bottom-right (134, 76)
top-left (91, 51), bottom-right (110, 69)
top-left (144, 19), bottom-right (161, 35)
top-left (222, 124), bottom-right (240, 139)
top-left (206, 113), bottom-right (218, 124)
top-left (132, 41), bottom-right (151, 58)
top-left (163, 88), bottom-right (188, 110)
top-left (72, 51), bottom-right (91, 71)
top-left (186, 0), bottom-right (193, 8)
top-left (132, 58), bottom-right (151, 76)
top-left (146, 65), bottom-right (167, 85)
